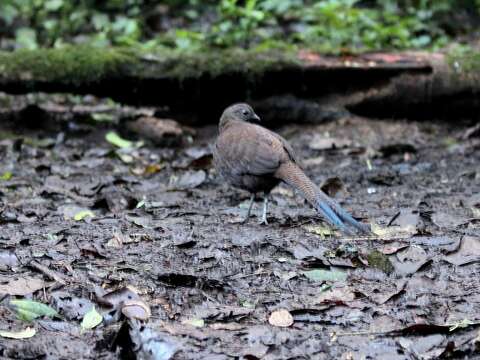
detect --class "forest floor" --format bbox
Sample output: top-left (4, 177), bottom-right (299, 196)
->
top-left (0, 108), bottom-right (479, 359)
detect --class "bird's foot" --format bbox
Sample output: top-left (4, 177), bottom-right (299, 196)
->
top-left (240, 215), bottom-right (251, 224)
top-left (259, 214), bottom-right (268, 225)
top-left (238, 194), bottom-right (255, 224)
top-left (259, 196), bottom-right (269, 225)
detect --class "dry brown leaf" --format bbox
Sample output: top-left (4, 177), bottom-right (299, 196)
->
top-left (444, 236), bottom-right (480, 266)
top-left (0, 276), bottom-right (45, 296)
top-left (309, 136), bottom-right (351, 150)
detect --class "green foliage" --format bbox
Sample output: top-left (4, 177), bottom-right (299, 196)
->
top-left (0, 0), bottom-right (142, 49)
top-left (210, 0), bottom-right (267, 47)
top-left (0, 46), bottom-right (136, 84)
top-left (0, 0), bottom-right (476, 53)
top-left (447, 44), bottom-right (480, 74)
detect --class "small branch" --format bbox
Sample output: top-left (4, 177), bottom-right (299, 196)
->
top-left (29, 260), bottom-right (68, 285)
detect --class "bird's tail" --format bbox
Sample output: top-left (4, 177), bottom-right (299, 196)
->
top-left (275, 162), bottom-right (371, 235)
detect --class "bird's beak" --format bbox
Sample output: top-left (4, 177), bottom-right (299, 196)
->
top-left (251, 113), bottom-right (261, 123)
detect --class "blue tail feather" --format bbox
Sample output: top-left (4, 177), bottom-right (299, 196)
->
top-left (316, 196), bottom-right (370, 235)
top-left (316, 201), bottom-right (352, 234)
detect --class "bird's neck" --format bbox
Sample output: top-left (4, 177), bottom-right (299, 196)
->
top-left (219, 117), bottom-right (242, 133)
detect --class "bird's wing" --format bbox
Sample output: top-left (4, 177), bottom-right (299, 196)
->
top-left (216, 123), bottom-right (288, 177)
top-left (271, 131), bottom-right (303, 168)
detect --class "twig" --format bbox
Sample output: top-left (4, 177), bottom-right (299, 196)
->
top-left (29, 260), bottom-right (67, 285)
top-left (334, 320), bottom-right (480, 337)
top-left (225, 269), bottom-right (269, 280)
top-left (337, 235), bottom-right (412, 242)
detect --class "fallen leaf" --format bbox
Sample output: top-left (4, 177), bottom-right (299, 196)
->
top-left (369, 315), bottom-right (402, 333)
top-left (274, 270), bottom-right (297, 281)
top-left (209, 323), bottom-right (244, 331)
top-left (432, 211), bottom-right (467, 229)
top-left (73, 210), bottom-right (95, 221)
top-left (356, 279), bottom-right (406, 305)
top-left (81, 306), bottom-right (103, 331)
top-left (182, 318), bottom-right (205, 328)
top-left (0, 171), bottom-right (12, 180)
top-left (117, 152), bottom-right (134, 163)
top-left (309, 136), bottom-right (351, 150)
top-left (444, 236), bottom-right (480, 266)
top-left (372, 212), bottom-right (417, 238)
top-left (0, 276), bottom-right (45, 296)
top-left (268, 309), bottom-right (294, 327)
top-left (391, 246), bottom-right (431, 275)
top-left (91, 113), bottom-right (115, 123)
top-left (240, 300), bottom-right (255, 309)
top-left (105, 131), bottom-right (142, 149)
top-left (0, 250), bottom-right (19, 271)
top-left (379, 242), bottom-right (409, 255)
top-left (291, 243), bottom-right (329, 261)
top-left (0, 327), bottom-right (36, 339)
top-left (313, 286), bottom-right (355, 304)
top-left (170, 170), bottom-right (206, 190)
top-left (127, 116), bottom-right (188, 146)
top-left (107, 231), bottom-right (127, 248)
top-left (60, 205), bottom-right (91, 220)
top-left (302, 269), bottom-right (347, 282)
top-left (472, 207), bottom-right (480, 218)
top-left (144, 163), bottom-right (164, 175)
top-left (10, 299), bottom-right (58, 321)
top-left (303, 224), bottom-right (335, 238)
top-left (136, 199), bottom-right (146, 209)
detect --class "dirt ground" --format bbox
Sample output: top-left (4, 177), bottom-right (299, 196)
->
top-left (0, 111), bottom-right (479, 359)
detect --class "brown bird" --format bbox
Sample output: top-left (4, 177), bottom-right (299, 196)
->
top-left (213, 103), bottom-right (371, 235)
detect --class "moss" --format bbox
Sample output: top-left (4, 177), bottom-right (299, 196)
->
top-left (0, 45), bottom-right (301, 85)
top-left (151, 47), bottom-right (301, 79)
top-left (0, 46), bottom-right (137, 85)
top-left (366, 250), bottom-right (394, 274)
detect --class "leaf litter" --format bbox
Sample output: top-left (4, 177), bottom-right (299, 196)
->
top-left (0, 110), bottom-right (479, 358)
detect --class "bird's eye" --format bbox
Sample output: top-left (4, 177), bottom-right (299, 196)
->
top-left (242, 110), bottom-right (249, 116)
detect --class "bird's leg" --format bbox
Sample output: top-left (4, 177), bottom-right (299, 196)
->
top-left (241, 194), bottom-right (255, 223)
top-left (259, 195), bottom-right (269, 225)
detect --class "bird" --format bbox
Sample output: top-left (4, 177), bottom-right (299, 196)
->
top-left (213, 103), bottom-right (371, 235)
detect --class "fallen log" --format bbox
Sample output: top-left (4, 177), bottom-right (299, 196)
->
top-left (0, 46), bottom-right (479, 124)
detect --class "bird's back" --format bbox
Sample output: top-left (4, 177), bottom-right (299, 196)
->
top-left (214, 120), bottom-right (295, 193)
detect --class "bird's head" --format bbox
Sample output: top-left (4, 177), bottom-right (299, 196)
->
top-left (219, 103), bottom-right (261, 129)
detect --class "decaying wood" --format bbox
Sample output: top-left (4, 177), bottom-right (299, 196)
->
top-left (1, 50), bottom-right (479, 123)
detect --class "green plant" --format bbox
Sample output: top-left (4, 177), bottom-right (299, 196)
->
top-left (0, 0), bottom-right (143, 49)
top-left (0, 0), bottom-right (476, 54)
top-left (209, 0), bottom-right (268, 47)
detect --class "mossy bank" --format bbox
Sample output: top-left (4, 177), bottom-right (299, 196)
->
top-left (0, 46), bottom-right (301, 85)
